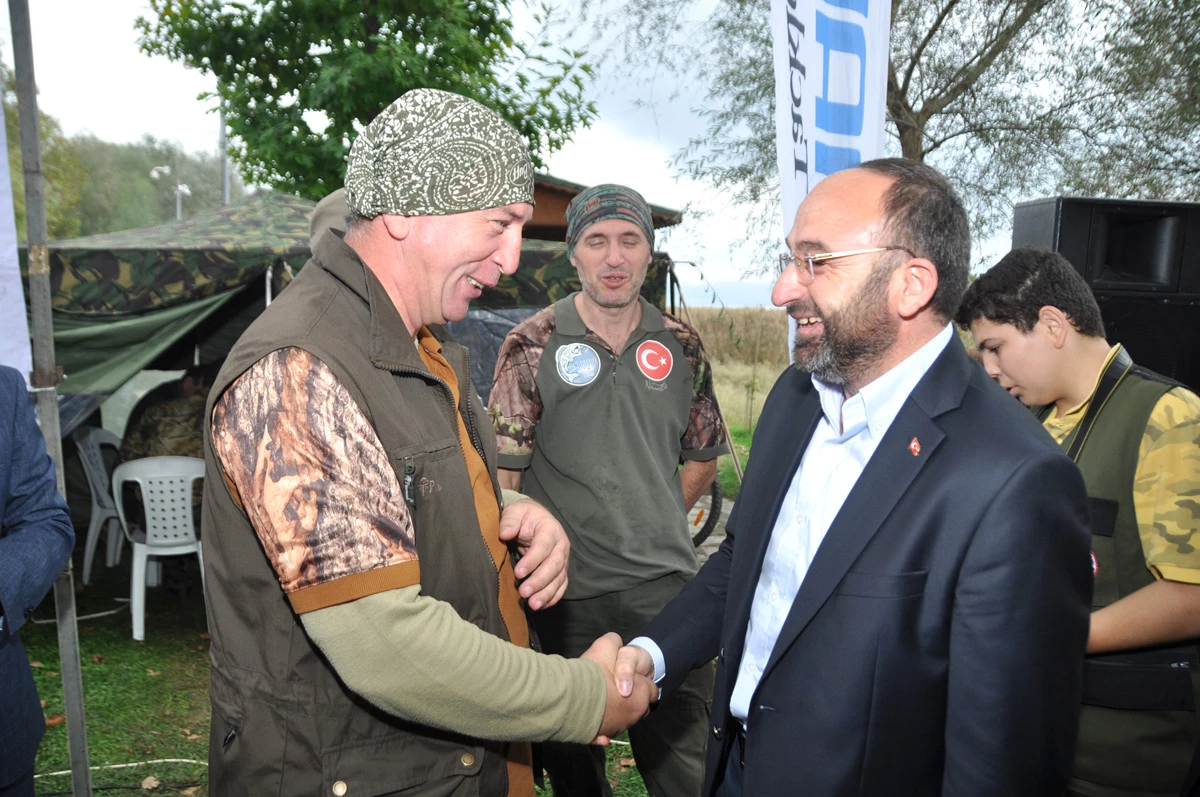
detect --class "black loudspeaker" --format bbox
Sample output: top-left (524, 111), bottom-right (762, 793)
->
top-left (1011, 196), bottom-right (1200, 392)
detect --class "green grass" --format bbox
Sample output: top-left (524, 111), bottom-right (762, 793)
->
top-left (718, 425), bottom-right (753, 500)
top-left (24, 552), bottom-right (211, 796)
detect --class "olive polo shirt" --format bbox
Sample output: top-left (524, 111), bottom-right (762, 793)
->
top-left (489, 294), bottom-right (728, 599)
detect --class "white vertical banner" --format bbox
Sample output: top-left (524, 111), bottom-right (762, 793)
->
top-left (772, 0), bottom-right (892, 231)
top-left (0, 99), bottom-right (32, 383)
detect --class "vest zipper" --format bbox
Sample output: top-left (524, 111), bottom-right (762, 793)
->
top-left (384, 357), bottom-right (510, 633)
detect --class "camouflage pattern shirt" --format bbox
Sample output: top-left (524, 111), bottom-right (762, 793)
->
top-left (1044, 347), bottom-right (1200, 585)
top-left (120, 393), bottom-right (207, 462)
top-left (489, 294), bottom-right (727, 598)
top-left (210, 348), bottom-right (419, 607)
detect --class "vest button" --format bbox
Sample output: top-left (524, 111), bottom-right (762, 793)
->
top-left (460, 752), bottom-right (476, 767)
top-left (712, 725), bottom-right (724, 740)
top-left (332, 781), bottom-right (347, 796)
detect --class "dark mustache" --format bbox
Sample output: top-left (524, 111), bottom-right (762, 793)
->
top-left (785, 301), bottom-right (821, 318)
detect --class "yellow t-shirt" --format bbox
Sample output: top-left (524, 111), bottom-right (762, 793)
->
top-left (1043, 346), bottom-right (1200, 585)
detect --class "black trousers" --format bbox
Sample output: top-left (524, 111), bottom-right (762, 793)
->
top-left (0, 767), bottom-right (35, 797)
top-left (714, 743), bottom-right (743, 797)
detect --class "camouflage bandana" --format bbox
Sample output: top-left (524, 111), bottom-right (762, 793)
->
top-left (565, 184), bottom-right (655, 256)
top-left (345, 88), bottom-right (534, 217)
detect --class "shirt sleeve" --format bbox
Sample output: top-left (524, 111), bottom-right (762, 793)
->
top-left (488, 330), bottom-right (545, 469)
top-left (210, 347), bottom-right (420, 613)
top-left (301, 586), bottom-right (607, 743)
top-left (666, 317), bottom-right (729, 459)
top-left (1134, 386), bottom-right (1200, 584)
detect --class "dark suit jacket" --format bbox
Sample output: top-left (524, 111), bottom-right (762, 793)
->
top-left (644, 335), bottom-right (1093, 796)
top-left (0, 365), bottom-right (75, 786)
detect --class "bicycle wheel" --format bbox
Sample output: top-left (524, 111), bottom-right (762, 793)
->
top-left (692, 478), bottom-right (723, 547)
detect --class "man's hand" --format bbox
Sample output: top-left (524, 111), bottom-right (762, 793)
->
top-left (582, 633), bottom-right (656, 744)
top-left (614, 643), bottom-right (656, 698)
top-left (498, 498), bottom-right (569, 610)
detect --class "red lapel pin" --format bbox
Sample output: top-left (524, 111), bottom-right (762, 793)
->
top-left (909, 437), bottom-right (921, 457)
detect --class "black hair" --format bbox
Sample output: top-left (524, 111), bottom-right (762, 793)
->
top-left (955, 246), bottom-right (1105, 337)
top-left (857, 158), bottom-right (971, 320)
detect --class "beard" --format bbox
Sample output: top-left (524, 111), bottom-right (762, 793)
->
top-left (789, 261), bottom-right (899, 387)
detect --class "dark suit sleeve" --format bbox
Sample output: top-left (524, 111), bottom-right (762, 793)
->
top-left (0, 369), bottom-right (74, 642)
top-left (943, 449), bottom-right (1091, 795)
top-left (642, 521), bottom-right (734, 696)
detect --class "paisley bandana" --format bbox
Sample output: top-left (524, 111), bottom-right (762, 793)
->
top-left (345, 88), bottom-right (534, 217)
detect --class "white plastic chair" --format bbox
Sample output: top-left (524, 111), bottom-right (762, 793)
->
top-left (73, 426), bottom-right (123, 585)
top-left (112, 456), bottom-right (206, 641)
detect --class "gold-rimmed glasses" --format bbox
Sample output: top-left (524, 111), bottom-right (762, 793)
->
top-left (777, 246), bottom-right (916, 284)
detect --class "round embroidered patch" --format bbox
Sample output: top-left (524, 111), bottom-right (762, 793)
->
top-left (636, 340), bottom-right (673, 381)
top-left (556, 343), bottom-right (602, 386)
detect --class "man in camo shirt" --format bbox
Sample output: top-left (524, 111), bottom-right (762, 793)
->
top-left (958, 246), bottom-right (1200, 797)
top-left (489, 184), bottom-right (728, 797)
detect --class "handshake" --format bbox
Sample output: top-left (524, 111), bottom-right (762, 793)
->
top-left (581, 632), bottom-right (660, 744)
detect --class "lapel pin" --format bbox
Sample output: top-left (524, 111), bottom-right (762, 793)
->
top-left (909, 437), bottom-right (921, 457)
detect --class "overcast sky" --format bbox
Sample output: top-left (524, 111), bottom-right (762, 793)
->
top-left (0, 0), bottom-right (781, 307)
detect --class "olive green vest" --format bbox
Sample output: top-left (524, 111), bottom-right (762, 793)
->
top-left (1041, 350), bottom-right (1200, 796)
top-left (201, 233), bottom-right (516, 797)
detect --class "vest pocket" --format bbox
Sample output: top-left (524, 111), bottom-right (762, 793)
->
top-left (321, 731), bottom-right (484, 796)
top-left (388, 439), bottom-right (460, 511)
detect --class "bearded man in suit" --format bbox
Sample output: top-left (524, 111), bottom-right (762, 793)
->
top-left (613, 158), bottom-right (1094, 797)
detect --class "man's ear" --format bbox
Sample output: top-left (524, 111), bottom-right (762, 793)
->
top-left (1037, 305), bottom-right (1071, 348)
top-left (895, 257), bottom-right (938, 320)
top-left (380, 214), bottom-right (413, 241)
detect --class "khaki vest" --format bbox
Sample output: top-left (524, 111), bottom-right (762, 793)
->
top-left (202, 233), bottom-right (520, 797)
top-left (1044, 357), bottom-right (1200, 795)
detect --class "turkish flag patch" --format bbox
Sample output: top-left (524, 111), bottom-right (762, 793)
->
top-left (636, 340), bottom-right (673, 382)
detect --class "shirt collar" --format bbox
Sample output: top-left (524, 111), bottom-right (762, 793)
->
top-left (814, 323), bottom-right (955, 437)
top-left (555, 293), bottom-right (665, 337)
top-left (1058, 343), bottom-right (1122, 420)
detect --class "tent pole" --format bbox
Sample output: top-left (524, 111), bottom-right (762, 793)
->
top-left (8, 2), bottom-right (92, 794)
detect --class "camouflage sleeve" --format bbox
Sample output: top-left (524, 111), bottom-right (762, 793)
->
top-left (210, 347), bottom-right (419, 614)
top-left (1134, 387), bottom-right (1200, 585)
top-left (119, 412), bottom-right (150, 462)
top-left (665, 315), bottom-right (729, 458)
top-left (487, 331), bottom-right (545, 465)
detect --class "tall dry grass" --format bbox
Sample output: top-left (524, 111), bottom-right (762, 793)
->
top-left (681, 306), bottom-right (792, 366)
top-left (678, 306), bottom-right (792, 432)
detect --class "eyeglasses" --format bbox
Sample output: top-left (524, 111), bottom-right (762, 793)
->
top-left (777, 246), bottom-right (916, 285)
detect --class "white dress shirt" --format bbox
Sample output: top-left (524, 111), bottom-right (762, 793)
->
top-left (631, 324), bottom-right (953, 717)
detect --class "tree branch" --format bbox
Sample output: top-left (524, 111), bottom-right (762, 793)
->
top-left (900, 0), bottom-right (961, 97)
top-left (918, 0), bottom-right (1052, 122)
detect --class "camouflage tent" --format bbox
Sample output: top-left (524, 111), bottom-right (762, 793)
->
top-left (22, 192), bottom-right (316, 395)
top-left (22, 191), bottom-right (671, 397)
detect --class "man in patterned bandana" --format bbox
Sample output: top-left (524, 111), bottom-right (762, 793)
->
top-left (201, 89), bottom-right (654, 796)
top-left (489, 184), bottom-right (728, 797)
top-left (958, 246), bottom-right (1200, 797)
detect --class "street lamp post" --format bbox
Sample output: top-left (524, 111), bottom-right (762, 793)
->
top-left (150, 165), bottom-right (192, 221)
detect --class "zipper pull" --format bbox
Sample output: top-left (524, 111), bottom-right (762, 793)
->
top-left (403, 460), bottom-right (417, 508)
